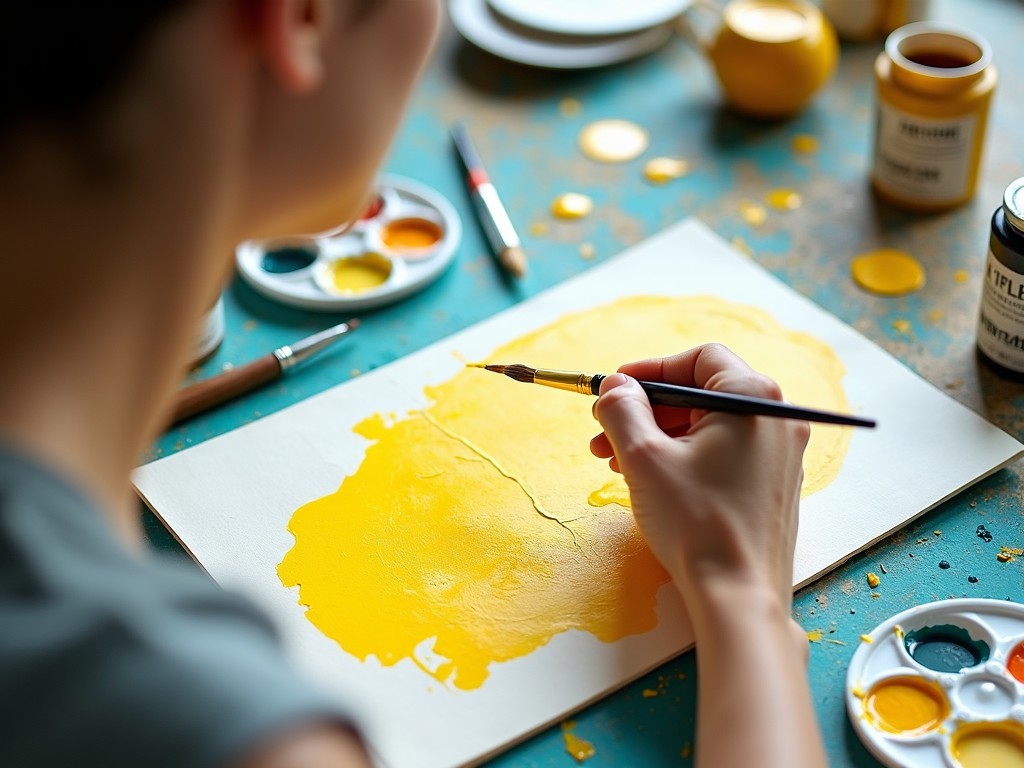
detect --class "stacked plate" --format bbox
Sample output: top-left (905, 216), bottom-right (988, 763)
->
top-left (449, 0), bottom-right (694, 69)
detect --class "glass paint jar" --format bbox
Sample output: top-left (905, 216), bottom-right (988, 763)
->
top-left (189, 296), bottom-right (225, 367)
top-left (977, 179), bottom-right (1024, 380)
top-left (871, 23), bottom-right (996, 212)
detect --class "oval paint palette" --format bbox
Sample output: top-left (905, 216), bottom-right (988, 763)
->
top-left (236, 175), bottom-right (461, 312)
top-left (848, 599), bottom-right (1024, 768)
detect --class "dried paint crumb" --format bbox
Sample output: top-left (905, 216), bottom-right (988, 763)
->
top-left (350, 369), bottom-right (362, 378)
top-left (529, 221), bottom-right (549, 236)
top-left (866, 572), bottom-right (880, 588)
top-left (860, 634), bottom-right (874, 644)
top-left (934, 530), bottom-right (942, 536)
top-left (879, 563), bottom-right (887, 574)
top-left (997, 552), bottom-right (1012, 563)
top-left (894, 625), bottom-right (905, 639)
top-left (559, 98), bottom-right (582, 117)
top-left (850, 608), bottom-right (856, 614)
top-left (642, 688), bottom-right (659, 698)
top-left (561, 722), bottom-right (596, 764)
top-left (579, 243), bottom-right (596, 260)
top-left (892, 319), bottom-right (913, 336)
top-left (681, 743), bottom-right (692, 760)
top-left (551, 193), bottom-right (594, 220)
top-left (738, 200), bottom-right (767, 226)
top-left (766, 188), bottom-right (802, 210)
top-left (806, 630), bottom-right (823, 643)
top-left (731, 236), bottom-right (753, 257)
top-left (997, 546), bottom-right (1022, 563)
top-left (977, 525), bottom-right (992, 542)
top-left (643, 157), bottom-right (690, 184)
top-left (791, 134), bottom-right (819, 153)
top-left (939, 560), bottom-right (951, 569)
top-left (871, 592), bottom-right (881, 599)
top-left (968, 575), bottom-right (979, 583)
top-left (824, 638), bottom-right (847, 646)
top-left (954, 269), bottom-right (970, 284)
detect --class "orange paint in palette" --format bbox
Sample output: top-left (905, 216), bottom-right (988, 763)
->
top-left (848, 599), bottom-right (1024, 767)
top-left (381, 217), bottom-right (444, 257)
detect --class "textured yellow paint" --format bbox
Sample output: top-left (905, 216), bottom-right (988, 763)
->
top-left (278, 296), bottom-right (851, 689)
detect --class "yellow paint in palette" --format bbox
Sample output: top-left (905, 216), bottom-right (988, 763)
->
top-left (952, 722), bottom-right (1024, 768)
top-left (327, 253), bottom-right (391, 294)
top-left (278, 296), bottom-right (852, 689)
top-left (863, 676), bottom-right (949, 736)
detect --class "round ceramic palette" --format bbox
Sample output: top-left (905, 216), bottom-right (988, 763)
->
top-left (847, 599), bottom-right (1024, 768)
top-left (236, 175), bottom-right (461, 312)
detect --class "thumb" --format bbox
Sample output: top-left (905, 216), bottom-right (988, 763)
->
top-left (594, 374), bottom-right (669, 471)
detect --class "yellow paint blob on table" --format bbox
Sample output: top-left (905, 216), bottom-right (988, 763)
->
top-left (806, 630), bottom-right (824, 642)
top-left (863, 676), bottom-right (949, 736)
top-left (681, 743), bottom-right (692, 759)
top-left (766, 188), bottom-right (803, 210)
top-left (892, 319), bottom-right (913, 336)
top-left (551, 193), bottom-right (594, 220)
top-left (860, 634), bottom-right (874, 644)
top-left (850, 248), bottom-right (926, 297)
top-left (579, 243), bottom-right (596, 260)
top-left (277, 296), bottom-right (852, 690)
top-left (328, 254), bottom-right (390, 294)
top-left (562, 722), bottom-right (596, 763)
top-left (952, 722), bottom-right (1024, 768)
top-left (792, 134), bottom-right (819, 153)
top-left (954, 269), bottom-right (970, 284)
top-left (578, 119), bottom-right (649, 163)
top-left (560, 97), bottom-right (582, 118)
top-left (739, 200), bottom-right (767, 227)
top-left (643, 157), bottom-right (690, 184)
top-left (642, 688), bottom-right (659, 698)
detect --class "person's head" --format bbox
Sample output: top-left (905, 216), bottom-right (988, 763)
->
top-left (0, 0), bottom-right (440, 444)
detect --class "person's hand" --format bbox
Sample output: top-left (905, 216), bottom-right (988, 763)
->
top-left (590, 343), bottom-right (809, 616)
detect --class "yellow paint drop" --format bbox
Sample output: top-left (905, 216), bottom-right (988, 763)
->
top-left (560, 97), bottom-right (582, 118)
top-left (739, 200), bottom-right (767, 226)
top-left (277, 296), bottom-right (851, 690)
top-left (863, 676), bottom-right (949, 736)
top-left (792, 134), bottom-right (819, 153)
top-left (579, 243), bottom-right (596, 260)
top-left (579, 119), bottom-right (649, 163)
top-left (892, 319), bottom-right (913, 336)
top-left (860, 634), bottom-right (874, 644)
top-left (928, 310), bottom-right (945, 324)
top-left (806, 630), bottom-right (824, 642)
top-left (551, 193), bottom-right (594, 220)
top-left (642, 688), bottom-right (659, 698)
top-left (866, 572), bottom-right (880, 588)
top-left (643, 157), bottom-right (690, 184)
top-left (562, 722), bottom-right (597, 763)
top-left (952, 722), bottom-right (1024, 768)
top-left (328, 254), bottom-right (391, 294)
top-left (766, 188), bottom-right (803, 210)
top-left (954, 269), bottom-right (970, 284)
top-left (850, 249), bottom-right (926, 297)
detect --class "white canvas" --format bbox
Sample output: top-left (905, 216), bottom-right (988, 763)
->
top-left (134, 218), bottom-right (1023, 768)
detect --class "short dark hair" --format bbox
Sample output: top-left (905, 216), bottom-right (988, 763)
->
top-left (0, 1), bottom-right (190, 134)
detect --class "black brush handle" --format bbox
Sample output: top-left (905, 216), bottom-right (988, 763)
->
top-left (589, 374), bottom-right (875, 429)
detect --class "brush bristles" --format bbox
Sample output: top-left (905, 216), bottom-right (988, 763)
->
top-left (500, 364), bottom-right (536, 383)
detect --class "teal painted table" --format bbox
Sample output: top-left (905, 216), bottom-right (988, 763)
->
top-left (143, 1), bottom-right (1024, 764)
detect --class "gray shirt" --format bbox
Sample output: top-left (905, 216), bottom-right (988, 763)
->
top-left (0, 447), bottom-right (352, 767)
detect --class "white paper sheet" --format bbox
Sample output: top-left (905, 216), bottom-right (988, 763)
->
top-left (134, 219), bottom-right (1023, 768)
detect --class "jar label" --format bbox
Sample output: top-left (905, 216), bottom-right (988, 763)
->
top-left (978, 251), bottom-right (1024, 372)
top-left (873, 104), bottom-right (976, 204)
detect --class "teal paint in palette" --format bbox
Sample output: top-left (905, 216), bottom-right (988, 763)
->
top-left (847, 599), bottom-right (1024, 767)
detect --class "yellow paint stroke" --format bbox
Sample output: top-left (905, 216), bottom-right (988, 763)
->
top-left (643, 157), bottom-right (690, 184)
top-left (578, 119), bottom-right (649, 163)
top-left (850, 249), bottom-right (926, 297)
top-left (551, 193), bottom-right (594, 220)
top-left (766, 188), bottom-right (803, 210)
top-left (278, 296), bottom-right (852, 690)
top-left (562, 721), bottom-right (597, 763)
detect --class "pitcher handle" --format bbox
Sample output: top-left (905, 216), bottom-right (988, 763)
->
top-left (676, 0), bottom-right (724, 54)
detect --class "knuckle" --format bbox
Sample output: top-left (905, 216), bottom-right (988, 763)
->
top-left (744, 372), bottom-right (783, 401)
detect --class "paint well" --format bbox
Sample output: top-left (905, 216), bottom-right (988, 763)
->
top-left (277, 296), bottom-right (851, 689)
top-left (643, 157), bottom-right (690, 184)
top-left (262, 245), bottom-right (317, 274)
top-left (578, 120), bottom-right (649, 163)
top-left (958, 679), bottom-right (1015, 716)
top-left (904, 624), bottom-right (988, 672)
top-left (851, 248), bottom-right (926, 296)
top-left (381, 218), bottom-right (443, 254)
top-left (863, 676), bottom-right (949, 735)
top-left (952, 722), bottom-right (1024, 768)
top-left (1006, 640), bottom-right (1024, 683)
top-left (327, 253), bottom-right (391, 294)
top-left (551, 193), bottom-right (594, 220)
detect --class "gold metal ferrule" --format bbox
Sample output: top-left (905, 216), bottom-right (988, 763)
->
top-left (532, 368), bottom-right (596, 395)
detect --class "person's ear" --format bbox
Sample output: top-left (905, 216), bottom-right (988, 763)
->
top-left (258, 0), bottom-right (328, 93)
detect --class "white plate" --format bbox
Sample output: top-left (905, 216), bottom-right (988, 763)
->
top-left (449, 0), bottom-right (675, 70)
top-left (236, 175), bottom-right (461, 312)
top-left (487, 0), bottom-right (693, 37)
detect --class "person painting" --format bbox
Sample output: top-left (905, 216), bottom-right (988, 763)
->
top-left (0, 2), bottom-right (827, 766)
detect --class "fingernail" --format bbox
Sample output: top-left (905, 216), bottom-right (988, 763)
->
top-left (600, 373), bottom-right (630, 393)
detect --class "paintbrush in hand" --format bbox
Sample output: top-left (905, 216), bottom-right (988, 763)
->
top-left (477, 363), bottom-right (876, 428)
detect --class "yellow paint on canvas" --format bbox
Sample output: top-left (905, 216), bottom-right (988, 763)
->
top-left (278, 296), bottom-right (851, 690)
